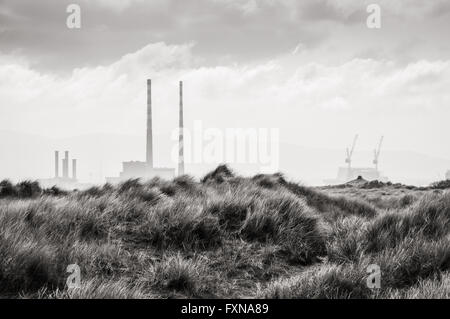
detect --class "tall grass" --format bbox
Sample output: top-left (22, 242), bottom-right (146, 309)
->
top-left (0, 167), bottom-right (448, 298)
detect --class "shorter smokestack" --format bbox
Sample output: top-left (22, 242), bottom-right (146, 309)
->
top-left (54, 151), bottom-right (59, 178)
top-left (146, 79), bottom-right (153, 169)
top-left (72, 159), bottom-right (77, 180)
top-left (178, 81), bottom-right (184, 176)
top-left (63, 151), bottom-right (69, 179)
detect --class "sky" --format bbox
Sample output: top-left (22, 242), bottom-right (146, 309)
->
top-left (1, 0), bottom-right (450, 183)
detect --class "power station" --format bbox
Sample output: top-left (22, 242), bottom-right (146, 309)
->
top-left (108, 79), bottom-right (184, 182)
top-left (39, 150), bottom-right (82, 189)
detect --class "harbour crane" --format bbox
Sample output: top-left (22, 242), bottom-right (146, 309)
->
top-left (345, 134), bottom-right (359, 170)
top-left (373, 136), bottom-right (384, 171)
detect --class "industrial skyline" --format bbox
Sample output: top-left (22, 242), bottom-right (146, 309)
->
top-left (0, 0), bottom-right (449, 186)
top-left (107, 79), bottom-right (185, 183)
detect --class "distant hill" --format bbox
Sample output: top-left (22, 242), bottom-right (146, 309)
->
top-left (0, 130), bottom-right (449, 186)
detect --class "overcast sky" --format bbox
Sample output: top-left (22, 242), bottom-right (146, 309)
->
top-left (1, 0), bottom-right (450, 181)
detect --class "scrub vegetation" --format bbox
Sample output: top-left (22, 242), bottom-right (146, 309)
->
top-left (0, 165), bottom-right (449, 299)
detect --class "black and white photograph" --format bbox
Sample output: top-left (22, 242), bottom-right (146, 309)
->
top-left (0, 0), bottom-right (449, 307)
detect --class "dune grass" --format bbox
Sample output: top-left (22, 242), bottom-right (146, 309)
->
top-left (0, 165), bottom-right (448, 298)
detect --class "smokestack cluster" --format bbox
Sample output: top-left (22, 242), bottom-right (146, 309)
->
top-left (54, 150), bottom-right (77, 181)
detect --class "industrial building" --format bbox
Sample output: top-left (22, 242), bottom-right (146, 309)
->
top-left (107, 79), bottom-right (182, 182)
top-left (325, 135), bottom-right (388, 185)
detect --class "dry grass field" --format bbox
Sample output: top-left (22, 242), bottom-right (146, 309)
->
top-left (0, 165), bottom-right (449, 299)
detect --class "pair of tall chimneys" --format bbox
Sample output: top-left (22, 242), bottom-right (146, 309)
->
top-left (146, 79), bottom-right (184, 176)
top-left (54, 151), bottom-right (77, 180)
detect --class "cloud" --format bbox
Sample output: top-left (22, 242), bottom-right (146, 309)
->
top-left (2, 0), bottom-right (449, 73)
top-left (94, 0), bottom-right (146, 12)
top-left (1, 41), bottom-right (450, 164)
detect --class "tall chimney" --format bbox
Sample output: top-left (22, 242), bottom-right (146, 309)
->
top-left (54, 151), bottom-right (59, 178)
top-left (72, 159), bottom-right (77, 180)
top-left (63, 151), bottom-right (69, 179)
top-left (146, 79), bottom-right (153, 169)
top-left (178, 81), bottom-right (185, 176)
